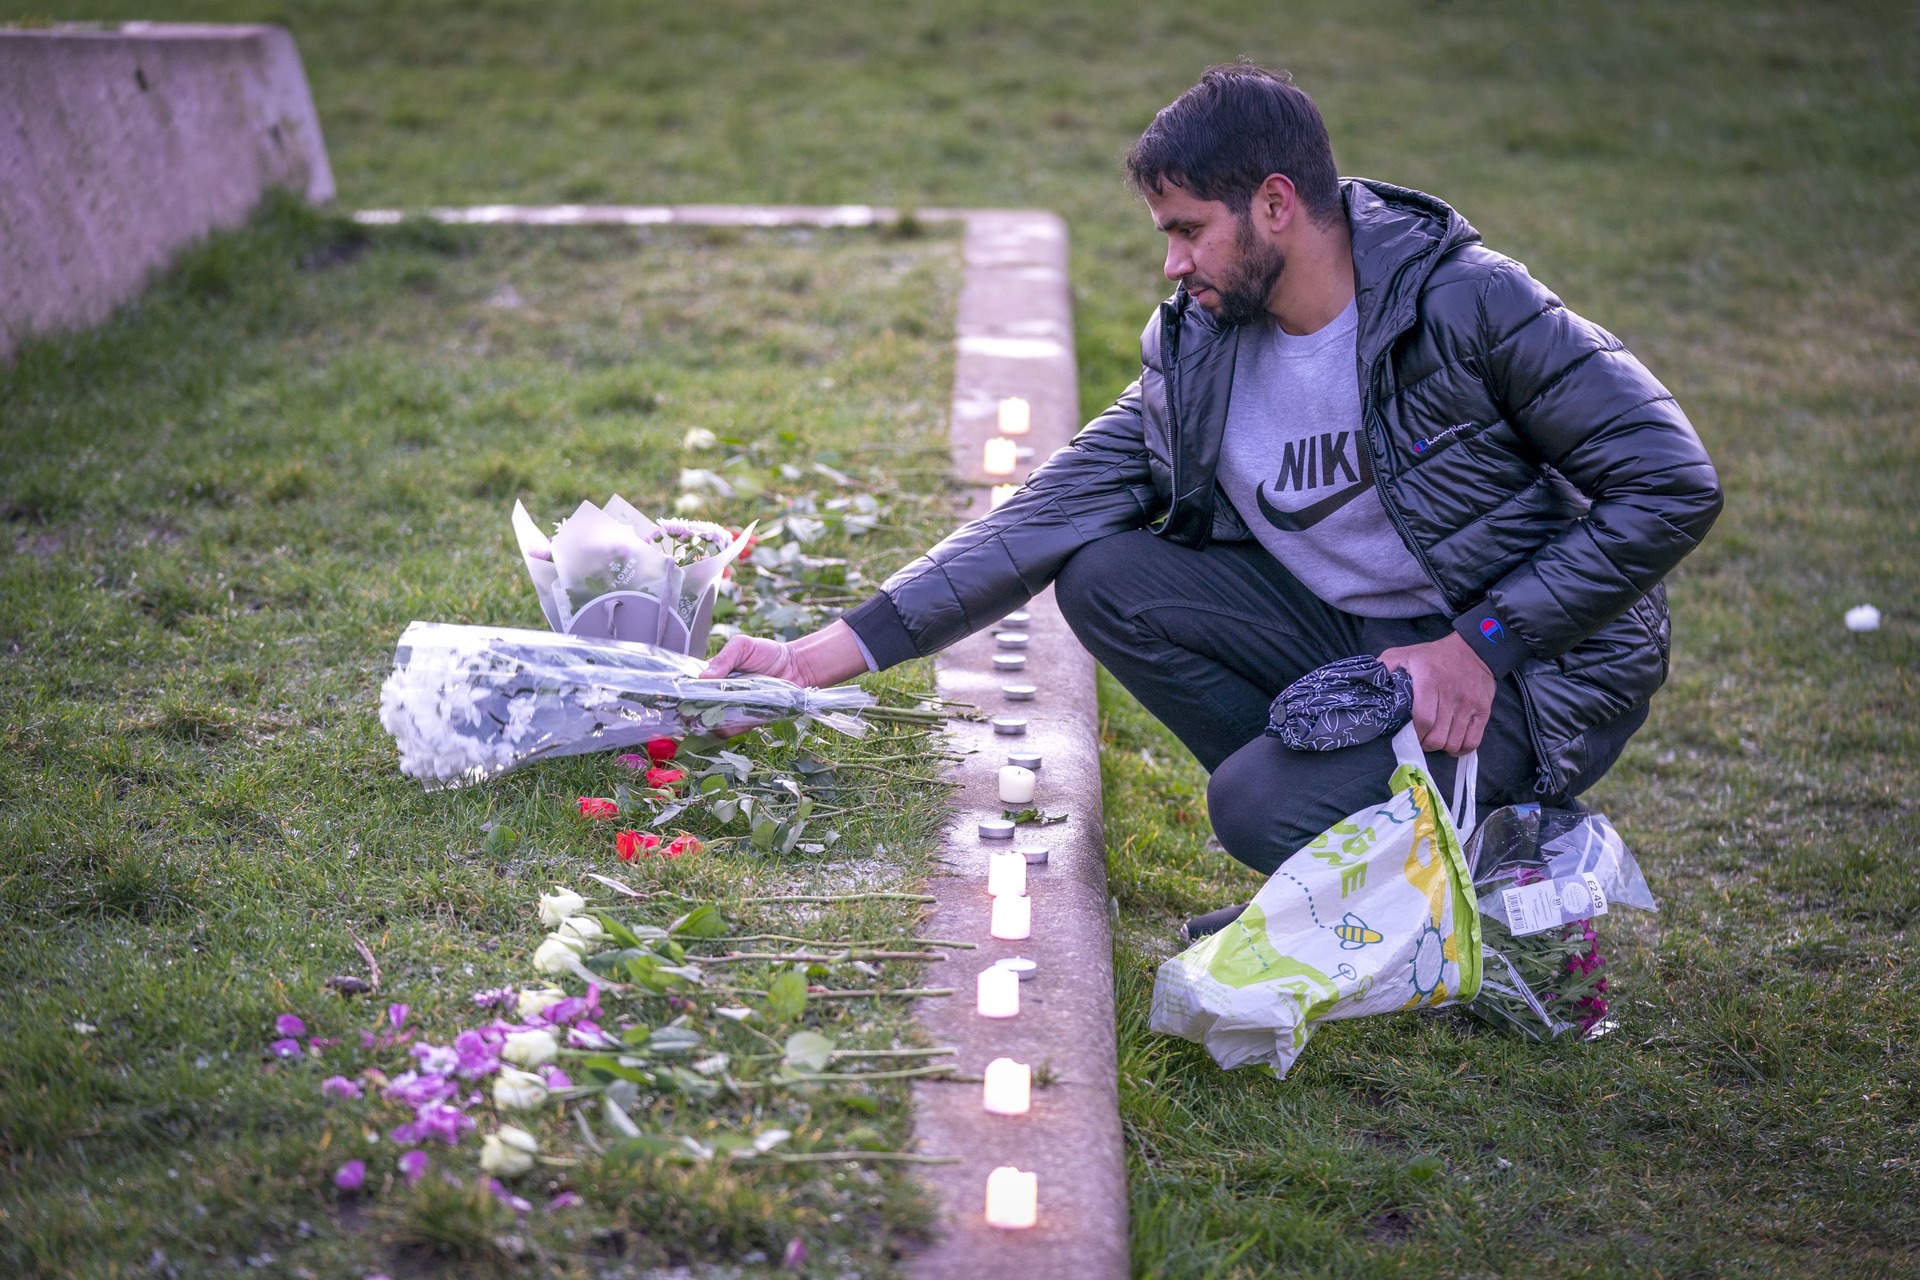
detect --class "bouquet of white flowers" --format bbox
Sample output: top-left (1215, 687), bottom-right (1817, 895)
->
top-left (378, 622), bottom-right (874, 790)
top-left (513, 496), bottom-right (753, 655)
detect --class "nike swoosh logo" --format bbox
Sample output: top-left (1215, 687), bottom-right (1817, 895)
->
top-left (1255, 437), bottom-right (1376, 532)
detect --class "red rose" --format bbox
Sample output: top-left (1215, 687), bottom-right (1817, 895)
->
top-left (664, 835), bottom-right (703, 859)
top-left (645, 767), bottom-right (685, 790)
top-left (644, 738), bottom-right (678, 764)
top-left (616, 830), bottom-right (662, 861)
top-left (578, 796), bottom-right (618, 821)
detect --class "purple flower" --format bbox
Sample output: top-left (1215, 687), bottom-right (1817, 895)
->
top-left (453, 1029), bottom-right (501, 1078)
top-left (543, 985), bottom-right (602, 1027)
top-left (333, 1159), bottom-right (366, 1192)
top-left (276, 1014), bottom-right (307, 1037)
top-left (321, 1075), bottom-right (363, 1101)
top-left (472, 987), bottom-right (517, 1010)
top-left (615, 752), bottom-right (648, 769)
top-left (398, 1150), bottom-right (430, 1184)
top-left (360, 1030), bottom-right (378, 1050)
top-left (404, 1102), bottom-right (474, 1146)
top-left (547, 1191), bottom-right (582, 1212)
top-left (412, 1042), bottom-right (460, 1076)
top-left (388, 1003), bottom-right (410, 1030)
top-left (567, 1021), bottom-right (615, 1050)
top-left (540, 1064), bottom-right (573, 1090)
top-left (782, 1237), bottom-right (808, 1269)
top-left (267, 1038), bottom-right (303, 1060)
top-left (310, 1036), bottom-right (339, 1051)
top-left (383, 1071), bottom-right (460, 1109)
top-left (488, 1179), bottom-right (532, 1213)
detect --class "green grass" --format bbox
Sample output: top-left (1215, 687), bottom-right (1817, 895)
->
top-left (4, 0), bottom-right (1918, 1275)
top-left (0, 202), bottom-right (967, 1275)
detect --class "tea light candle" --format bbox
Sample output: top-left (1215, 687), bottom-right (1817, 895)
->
top-left (994, 955), bottom-right (1038, 981)
top-left (1001, 683), bottom-right (1037, 702)
top-left (998, 765), bottom-right (1036, 805)
top-left (987, 847), bottom-right (1027, 897)
top-left (984, 1166), bottom-right (1038, 1229)
top-left (982, 1057), bottom-right (1031, 1115)
top-left (1004, 610), bottom-right (1032, 624)
top-left (1006, 751), bottom-right (1042, 770)
top-left (992, 716), bottom-right (1028, 736)
top-left (978, 818), bottom-right (1016, 841)
top-left (997, 396), bottom-right (1031, 435)
top-left (1020, 846), bottom-right (1050, 865)
top-left (994, 631), bottom-right (1029, 649)
top-left (992, 652), bottom-right (1026, 671)
top-left (983, 437), bottom-right (1018, 476)
top-left (989, 483), bottom-right (1018, 509)
top-left (976, 965), bottom-right (1020, 1018)
top-left (990, 892), bottom-right (1032, 940)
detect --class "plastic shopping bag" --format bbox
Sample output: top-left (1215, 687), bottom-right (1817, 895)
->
top-left (1149, 723), bottom-right (1482, 1077)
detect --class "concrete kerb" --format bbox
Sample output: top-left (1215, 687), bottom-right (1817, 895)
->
top-left (0, 23), bottom-right (334, 361)
top-left (349, 203), bottom-right (1128, 1278)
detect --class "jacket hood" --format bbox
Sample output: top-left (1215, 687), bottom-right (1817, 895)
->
top-left (1344, 178), bottom-right (1482, 365)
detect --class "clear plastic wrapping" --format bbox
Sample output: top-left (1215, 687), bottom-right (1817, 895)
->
top-left (1464, 804), bottom-right (1657, 1040)
top-left (378, 622), bottom-right (873, 790)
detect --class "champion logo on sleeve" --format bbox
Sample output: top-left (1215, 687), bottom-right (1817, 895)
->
top-left (1480, 617), bottom-right (1504, 643)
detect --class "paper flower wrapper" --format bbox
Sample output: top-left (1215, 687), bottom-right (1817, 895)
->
top-left (378, 622), bottom-right (872, 790)
top-left (1149, 725), bottom-right (1482, 1078)
top-left (514, 496), bottom-right (752, 654)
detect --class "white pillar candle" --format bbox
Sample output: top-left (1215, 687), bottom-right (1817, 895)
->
top-left (998, 765), bottom-right (1036, 805)
top-left (982, 1057), bottom-right (1031, 1115)
top-left (997, 396), bottom-right (1031, 435)
top-left (989, 483), bottom-right (1017, 509)
top-left (984, 1166), bottom-right (1038, 1229)
top-left (976, 964), bottom-right (1020, 1018)
top-left (983, 437), bottom-right (1018, 476)
top-left (987, 846), bottom-right (1027, 897)
top-left (990, 892), bottom-right (1032, 940)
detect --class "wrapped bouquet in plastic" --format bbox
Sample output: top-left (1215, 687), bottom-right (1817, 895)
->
top-left (1464, 804), bottom-right (1657, 1040)
top-left (513, 495), bottom-right (753, 654)
top-left (378, 622), bottom-right (873, 790)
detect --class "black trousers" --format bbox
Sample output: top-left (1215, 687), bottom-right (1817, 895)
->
top-left (1054, 530), bottom-right (1645, 877)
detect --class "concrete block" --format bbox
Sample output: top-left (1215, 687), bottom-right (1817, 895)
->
top-left (0, 23), bottom-right (333, 360)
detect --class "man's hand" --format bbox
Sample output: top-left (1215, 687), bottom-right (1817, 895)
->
top-left (700, 618), bottom-right (869, 690)
top-left (1378, 631), bottom-right (1496, 756)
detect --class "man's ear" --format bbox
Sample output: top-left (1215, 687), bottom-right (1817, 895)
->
top-left (1253, 173), bottom-right (1300, 234)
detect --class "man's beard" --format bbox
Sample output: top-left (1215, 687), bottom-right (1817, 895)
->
top-left (1190, 217), bottom-right (1286, 327)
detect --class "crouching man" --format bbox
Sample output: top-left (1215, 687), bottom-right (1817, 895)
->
top-left (702, 63), bottom-right (1722, 937)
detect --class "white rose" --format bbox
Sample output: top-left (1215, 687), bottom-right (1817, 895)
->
top-left (683, 427), bottom-right (718, 450)
top-left (492, 1067), bottom-right (549, 1111)
top-left (673, 492), bottom-right (705, 514)
top-left (538, 888), bottom-right (586, 928)
top-left (532, 934), bottom-right (586, 975)
top-left (501, 1028), bottom-right (559, 1068)
top-left (479, 1125), bottom-right (539, 1176)
top-left (514, 986), bottom-right (568, 1021)
top-left (558, 915), bottom-right (604, 942)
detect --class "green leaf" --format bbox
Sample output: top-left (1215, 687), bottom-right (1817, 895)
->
top-left (751, 817), bottom-right (779, 851)
top-left (699, 773), bottom-right (727, 795)
top-left (783, 1030), bottom-right (836, 1072)
top-left (710, 798), bottom-right (739, 824)
top-left (1407, 1154), bottom-right (1446, 1182)
top-left (595, 914), bottom-right (650, 949)
top-left (483, 824), bottom-right (520, 855)
top-left (607, 1133), bottom-right (683, 1165)
top-left (669, 902), bottom-right (728, 938)
top-left (764, 967), bottom-right (809, 1022)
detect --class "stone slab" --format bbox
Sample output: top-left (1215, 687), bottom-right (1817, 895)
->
top-left (0, 23), bottom-right (333, 361)
top-left (904, 212), bottom-right (1129, 1280)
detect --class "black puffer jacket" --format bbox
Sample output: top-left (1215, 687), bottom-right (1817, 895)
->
top-left (846, 179), bottom-right (1723, 794)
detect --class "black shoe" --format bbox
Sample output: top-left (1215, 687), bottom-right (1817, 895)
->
top-left (1185, 902), bottom-right (1248, 942)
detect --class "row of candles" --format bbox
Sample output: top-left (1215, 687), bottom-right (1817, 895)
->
top-left (971, 408), bottom-right (1047, 1232)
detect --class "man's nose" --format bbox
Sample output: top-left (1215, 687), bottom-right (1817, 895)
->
top-left (1163, 240), bottom-right (1192, 282)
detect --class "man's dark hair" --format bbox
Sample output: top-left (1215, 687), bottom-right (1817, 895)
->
top-left (1126, 63), bottom-right (1342, 228)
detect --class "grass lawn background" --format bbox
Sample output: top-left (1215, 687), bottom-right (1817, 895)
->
top-left (4, 0), bottom-right (1917, 1276)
